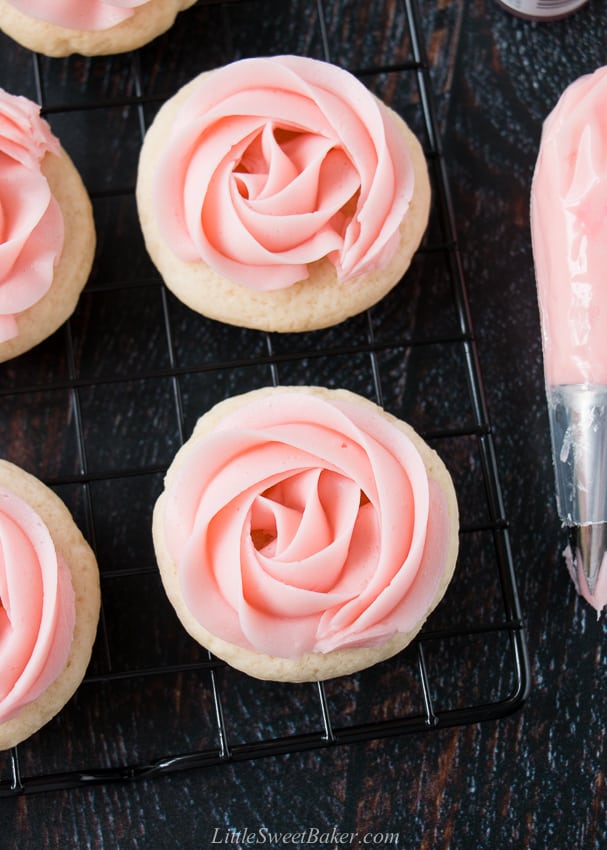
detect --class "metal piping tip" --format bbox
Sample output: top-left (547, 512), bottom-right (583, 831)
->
top-left (568, 523), bottom-right (607, 596)
top-left (548, 385), bottom-right (607, 528)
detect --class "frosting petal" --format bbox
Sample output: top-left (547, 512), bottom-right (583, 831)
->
top-left (4, 0), bottom-right (150, 31)
top-left (0, 90), bottom-right (64, 344)
top-left (0, 487), bottom-right (75, 724)
top-left (161, 392), bottom-right (452, 658)
top-left (153, 56), bottom-right (415, 291)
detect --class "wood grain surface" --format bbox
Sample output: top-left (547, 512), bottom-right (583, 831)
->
top-left (0, 1), bottom-right (606, 848)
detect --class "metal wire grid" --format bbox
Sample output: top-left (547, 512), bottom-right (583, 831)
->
top-left (0, 0), bottom-right (529, 796)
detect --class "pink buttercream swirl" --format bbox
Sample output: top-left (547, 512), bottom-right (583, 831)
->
top-left (4, 0), bottom-right (150, 31)
top-left (0, 487), bottom-right (75, 725)
top-left (0, 89), bottom-right (64, 343)
top-left (154, 55), bottom-right (415, 290)
top-left (162, 392), bottom-right (451, 657)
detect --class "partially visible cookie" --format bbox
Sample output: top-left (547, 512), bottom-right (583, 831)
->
top-left (0, 0), bottom-right (198, 57)
top-left (153, 386), bottom-right (459, 682)
top-left (0, 89), bottom-right (95, 363)
top-left (136, 55), bottom-right (431, 333)
top-left (0, 460), bottom-right (100, 750)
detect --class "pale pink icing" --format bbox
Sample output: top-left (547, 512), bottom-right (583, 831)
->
top-left (0, 89), bottom-right (64, 344)
top-left (531, 65), bottom-right (607, 386)
top-left (154, 55), bottom-right (415, 291)
top-left (4, 0), bottom-right (150, 31)
top-left (0, 487), bottom-right (75, 725)
top-left (532, 68), bottom-right (607, 611)
top-left (162, 392), bottom-right (452, 657)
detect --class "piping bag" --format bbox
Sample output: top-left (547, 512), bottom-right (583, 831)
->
top-left (531, 65), bottom-right (607, 615)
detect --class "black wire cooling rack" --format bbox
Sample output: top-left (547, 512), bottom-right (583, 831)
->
top-left (0, 0), bottom-right (530, 796)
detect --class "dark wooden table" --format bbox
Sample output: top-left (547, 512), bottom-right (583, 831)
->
top-left (1, 1), bottom-right (606, 848)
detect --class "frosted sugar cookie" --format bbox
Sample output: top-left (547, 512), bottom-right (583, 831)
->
top-left (136, 55), bottom-right (431, 332)
top-left (0, 89), bottom-right (95, 363)
top-left (0, 0), bottom-right (198, 57)
top-left (153, 387), bottom-right (459, 682)
top-left (0, 461), bottom-right (100, 749)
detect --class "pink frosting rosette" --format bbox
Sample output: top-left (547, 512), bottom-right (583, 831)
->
top-left (0, 89), bottom-right (64, 343)
top-left (154, 55), bottom-right (415, 291)
top-left (0, 487), bottom-right (75, 725)
top-left (161, 391), bottom-right (452, 658)
top-left (4, 0), bottom-right (150, 30)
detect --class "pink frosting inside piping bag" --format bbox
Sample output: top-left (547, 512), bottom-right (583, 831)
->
top-left (153, 55), bottom-right (415, 291)
top-left (0, 487), bottom-right (75, 725)
top-left (531, 65), bottom-right (607, 386)
top-left (0, 89), bottom-right (64, 344)
top-left (531, 66), bottom-right (607, 615)
top-left (162, 393), bottom-right (452, 657)
top-left (4, 0), bottom-right (149, 31)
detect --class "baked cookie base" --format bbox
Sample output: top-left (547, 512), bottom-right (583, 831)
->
top-left (0, 147), bottom-right (95, 364)
top-left (0, 461), bottom-right (100, 750)
top-left (0, 0), bottom-right (197, 57)
top-left (136, 73), bottom-right (431, 333)
top-left (153, 387), bottom-right (459, 683)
